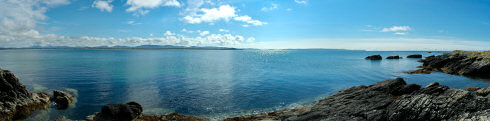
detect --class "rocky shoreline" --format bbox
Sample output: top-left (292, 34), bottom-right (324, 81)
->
top-left (409, 50), bottom-right (490, 77)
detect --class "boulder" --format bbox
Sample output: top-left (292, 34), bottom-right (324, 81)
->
top-left (51, 90), bottom-right (75, 109)
top-left (365, 55), bottom-right (382, 60)
top-left (0, 68), bottom-right (50, 121)
top-left (386, 55), bottom-right (402, 59)
top-left (89, 102), bottom-right (143, 121)
top-left (407, 54), bottom-right (423, 58)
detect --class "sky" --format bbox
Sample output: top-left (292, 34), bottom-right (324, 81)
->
top-left (1, 0), bottom-right (490, 50)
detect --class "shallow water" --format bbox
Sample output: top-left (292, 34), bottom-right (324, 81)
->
top-left (0, 49), bottom-right (489, 120)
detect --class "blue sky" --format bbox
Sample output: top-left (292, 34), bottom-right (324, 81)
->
top-left (1, 0), bottom-right (490, 50)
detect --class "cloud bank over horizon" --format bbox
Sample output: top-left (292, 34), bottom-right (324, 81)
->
top-left (1, 0), bottom-right (490, 50)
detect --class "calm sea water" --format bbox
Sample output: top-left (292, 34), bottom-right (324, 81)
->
top-left (0, 49), bottom-right (489, 120)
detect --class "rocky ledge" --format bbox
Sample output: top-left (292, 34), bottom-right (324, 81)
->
top-left (225, 78), bottom-right (490, 121)
top-left (0, 68), bottom-right (50, 121)
top-left (409, 50), bottom-right (490, 77)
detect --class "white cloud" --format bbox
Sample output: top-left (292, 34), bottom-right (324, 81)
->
top-left (126, 0), bottom-right (181, 16)
top-left (199, 30), bottom-right (210, 36)
top-left (219, 29), bottom-right (229, 32)
top-left (294, 0), bottom-right (307, 4)
top-left (182, 5), bottom-right (267, 27)
top-left (234, 15), bottom-right (267, 26)
top-left (381, 26), bottom-right (412, 32)
top-left (127, 20), bottom-right (141, 25)
top-left (394, 32), bottom-right (408, 35)
top-left (261, 3), bottom-right (279, 11)
top-left (182, 28), bottom-right (194, 33)
top-left (92, 0), bottom-right (113, 12)
top-left (183, 5), bottom-right (237, 24)
top-left (41, 0), bottom-right (70, 6)
top-left (242, 25), bottom-right (250, 27)
top-left (164, 30), bottom-right (176, 36)
top-left (287, 8), bottom-right (292, 11)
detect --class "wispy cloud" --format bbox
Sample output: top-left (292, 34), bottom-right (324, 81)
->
top-left (182, 5), bottom-right (266, 27)
top-left (126, 0), bottom-right (181, 16)
top-left (92, 0), bottom-right (113, 12)
top-left (381, 26), bottom-right (411, 32)
top-left (261, 3), bottom-right (279, 11)
top-left (294, 0), bottom-right (307, 5)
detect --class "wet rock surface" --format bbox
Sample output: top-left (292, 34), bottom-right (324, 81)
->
top-left (0, 68), bottom-right (50, 121)
top-left (407, 54), bottom-right (423, 58)
top-left (225, 78), bottom-right (490, 121)
top-left (85, 102), bottom-right (204, 121)
top-left (86, 102), bottom-right (143, 121)
top-left (51, 90), bottom-right (75, 109)
top-left (365, 55), bottom-right (382, 60)
top-left (409, 50), bottom-right (490, 77)
top-left (386, 55), bottom-right (402, 59)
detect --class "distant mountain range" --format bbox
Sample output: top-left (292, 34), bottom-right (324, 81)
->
top-left (1, 45), bottom-right (241, 50)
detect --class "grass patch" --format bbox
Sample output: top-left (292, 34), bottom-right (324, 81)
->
top-left (449, 50), bottom-right (490, 59)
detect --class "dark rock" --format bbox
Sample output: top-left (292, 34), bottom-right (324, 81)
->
top-left (0, 68), bottom-right (50, 121)
top-left (476, 87), bottom-right (490, 97)
top-left (425, 82), bottom-right (439, 88)
top-left (51, 90), bottom-right (74, 109)
top-left (226, 78), bottom-right (490, 121)
top-left (365, 55), bottom-right (382, 60)
top-left (386, 55), bottom-right (402, 59)
top-left (407, 54), bottom-right (423, 58)
top-left (410, 51), bottom-right (490, 77)
top-left (466, 87), bottom-right (481, 91)
top-left (136, 113), bottom-right (206, 121)
top-left (90, 102), bottom-right (143, 121)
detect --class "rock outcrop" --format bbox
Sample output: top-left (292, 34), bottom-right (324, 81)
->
top-left (85, 102), bottom-right (205, 121)
top-left (225, 78), bottom-right (490, 121)
top-left (52, 90), bottom-right (75, 109)
top-left (86, 102), bottom-right (143, 121)
top-left (386, 55), bottom-right (402, 59)
top-left (406, 54), bottom-right (423, 58)
top-left (365, 55), bottom-right (382, 60)
top-left (0, 68), bottom-right (50, 121)
top-left (409, 50), bottom-right (490, 77)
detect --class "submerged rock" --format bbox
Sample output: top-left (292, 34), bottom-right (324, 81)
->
top-left (51, 90), bottom-right (75, 109)
top-left (0, 68), bottom-right (50, 121)
top-left (365, 55), bottom-right (382, 60)
top-left (407, 54), bottom-right (423, 58)
top-left (409, 50), bottom-right (490, 77)
top-left (225, 78), bottom-right (490, 121)
top-left (386, 55), bottom-right (402, 59)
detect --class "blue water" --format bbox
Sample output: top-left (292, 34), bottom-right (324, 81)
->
top-left (0, 49), bottom-right (489, 120)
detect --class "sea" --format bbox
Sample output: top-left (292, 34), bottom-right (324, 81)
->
top-left (0, 49), bottom-right (488, 120)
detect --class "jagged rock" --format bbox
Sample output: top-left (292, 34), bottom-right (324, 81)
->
top-left (407, 54), bottom-right (423, 58)
top-left (0, 68), bottom-right (50, 121)
top-left (51, 90), bottom-right (75, 109)
top-left (225, 78), bottom-right (490, 121)
top-left (410, 50), bottom-right (490, 77)
top-left (425, 82), bottom-right (439, 88)
top-left (386, 55), bottom-right (402, 59)
top-left (466, 87), bottom-right (481, 91)
top-left (476, 87), bottom-right (490, 97)
top-left (136, 113), bottom-right (205, 121)
top-left (365, 55), bottom-right (382, 60)
top-left (87, 102), bottom-right (143, 121)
